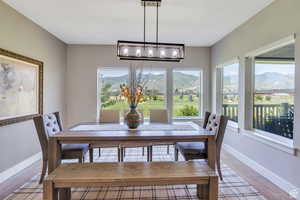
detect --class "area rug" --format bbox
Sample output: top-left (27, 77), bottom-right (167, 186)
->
top-left (5, 146), bottom-right (266, 200)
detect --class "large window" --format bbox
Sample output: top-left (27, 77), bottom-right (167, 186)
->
top-left (135, 67), bottom-right (166, 117)
top-left (219, 61), bottom-right (239, 122)
top-left (98, 68), bottom-right (129, 115)
top-left (98, 67), bottom-right (202, 120)
top-left (253, 44), bottom-right (295, 139)
top-left (173, 70), bottom-right (201, 118)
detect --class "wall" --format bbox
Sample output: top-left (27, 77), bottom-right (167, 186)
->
top-left (211, 0), bottom-right (300, 191)
top-left (66, 45), bottom-right (211, 126)
top-left (0, 2), bottom-right (66, 173)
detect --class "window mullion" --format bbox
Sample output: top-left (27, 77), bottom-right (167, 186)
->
top-left (166, 67), bottom-right (173, 122)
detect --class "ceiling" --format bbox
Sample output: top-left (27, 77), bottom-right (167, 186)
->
top-left (4, 0), bottom-right (274, 46)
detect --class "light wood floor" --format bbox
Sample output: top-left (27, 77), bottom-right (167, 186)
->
top-left (0, 149), bottom-right (294, 200)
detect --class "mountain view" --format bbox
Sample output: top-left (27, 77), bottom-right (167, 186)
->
top-left (224, 72), bottom-right (294, 92)
top-left (101, 72), bottom-right (199, 93)
top-left (102, 71), bottom-right (294, 93)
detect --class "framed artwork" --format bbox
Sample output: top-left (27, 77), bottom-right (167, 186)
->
top-left (0, 48), bottom-right (43, 126)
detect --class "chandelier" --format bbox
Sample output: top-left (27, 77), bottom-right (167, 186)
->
top-left (117, 0), bottom-right (185, 62)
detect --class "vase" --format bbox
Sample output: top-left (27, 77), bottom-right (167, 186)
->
top-left (125, 106), bottom-right (141, 129)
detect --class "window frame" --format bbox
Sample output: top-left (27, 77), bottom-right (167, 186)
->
top-left (97, 66), bottom-right (203, 122)
top-left (244, 35), bottom-right (296, 143)
top-left (171, 68), bottom-right (203, 120)
top-left (216, 59), bottom-right (240, 127)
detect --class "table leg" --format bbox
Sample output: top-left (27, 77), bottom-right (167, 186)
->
top-left (43, 179), bottom-right (58, 200)
top-left (48, 138), bottom-right (61, 174)
top-left (207, 137), bottom-right (216, 170)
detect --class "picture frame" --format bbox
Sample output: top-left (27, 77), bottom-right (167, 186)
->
top-left (0, 48), bottom-right (43, 126)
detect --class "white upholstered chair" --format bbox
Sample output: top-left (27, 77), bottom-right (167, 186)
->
top-left (99, 109), bottom-right (120, 123)
top-left (149, 109), bottom-right (169, 123)
top-left (148, 109), bottom-right (172, 159)
top-left (93, 110), bottom-right (121, 160)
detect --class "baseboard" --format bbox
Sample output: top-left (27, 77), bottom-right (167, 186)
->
top-left (0, 152), bottom-right (42, 183)
top-left (223, 144), bottom-right (299, 199)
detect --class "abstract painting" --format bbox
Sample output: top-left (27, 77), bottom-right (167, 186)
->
top-left (0, 48), bottom-right (43, 126)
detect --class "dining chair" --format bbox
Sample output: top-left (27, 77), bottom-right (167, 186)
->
top-left (121, 109), bottom-right (151, 161)
top-left (99, 109), bottom-right (120, 123)
top-left (33, 112), bottom-right (93, 184)
top-left (149, 109), bottom-right (169, 123)
top-left (148, 109), bottom-right (172, 160)
top-left (175, 113), bottom-right (228, 180)
top-left (93, 109), bottom-right (121, 158)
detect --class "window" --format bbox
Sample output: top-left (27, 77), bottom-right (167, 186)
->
top-left (253, 44), bottom-right (295, 139)
top-left (98, 68), bottom-right (129, 115)
top-left (173, 70), bottom-right (201, 118)
top-left (219, 61), bottom-right (239, 122)
top-left (98, 67), bottom-right (202, 120)
top-left (135, 67), bottom-right (166, 117)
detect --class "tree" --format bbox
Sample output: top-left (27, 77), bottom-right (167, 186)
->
top-left (101, 83), bottom-right (112, 106)
top-left (179, 105), bottom-right (198, 116)
top-left (265, 96), bottom-right (272, 101)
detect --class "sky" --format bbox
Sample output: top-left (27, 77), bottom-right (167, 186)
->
top-left (223, 63), bottom-right (295, 76)
top-left (99, 68), bottom-right (201, 77)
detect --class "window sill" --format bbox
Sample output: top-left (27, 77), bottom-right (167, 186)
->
top-left (226, 121), bottom-right (239, 133)
top-left (242, 129), bottom-right (297, 155)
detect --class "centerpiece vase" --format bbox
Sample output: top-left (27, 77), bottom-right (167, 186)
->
top-left (125, 106), bottom-right (141, 129)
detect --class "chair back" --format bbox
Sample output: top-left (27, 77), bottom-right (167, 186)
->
top-left (33, 112), bottom-right (63, 160)
top-left (149, 109), bottom-right (169, 123)
top-left (202, 111), bottom-right (211, 129)
top-left (205, 114), bottom-right (229, 155)
top-left (99, 109), bottom-right (120, 123)
top-left (123, 109), bottom-right (144, 123)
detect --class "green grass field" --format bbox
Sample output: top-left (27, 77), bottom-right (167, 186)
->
top-left (102, 95), bottom-right (200, 117)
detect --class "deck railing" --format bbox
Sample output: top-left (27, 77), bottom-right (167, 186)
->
top-left (222, 104), bottom-right (294, 139)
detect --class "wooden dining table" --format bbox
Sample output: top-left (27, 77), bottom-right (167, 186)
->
top-left (48, 122), bottom-right (217, 174)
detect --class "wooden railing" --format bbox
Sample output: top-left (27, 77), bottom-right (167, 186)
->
top-left (222, 104), bottom-right (294, 139)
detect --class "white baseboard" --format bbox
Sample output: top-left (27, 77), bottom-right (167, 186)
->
top-left (223, 144), bottom-right (299, 199)
top-left (0, 152), bottom-right (42, 183)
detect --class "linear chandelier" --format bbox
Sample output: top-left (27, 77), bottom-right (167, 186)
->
top-left (117, 0), bottom-right (185, 62)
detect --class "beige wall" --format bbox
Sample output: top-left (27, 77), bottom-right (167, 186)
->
top-left (66, 45), bottom-right (211, 126)
top-left (211, 0), bottom-right (300, 189)
top-left (0, 2), bottom-right (67, 173)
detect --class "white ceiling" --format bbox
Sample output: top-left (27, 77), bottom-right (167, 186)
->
top-left (4, 0), bottom-right (274, 46)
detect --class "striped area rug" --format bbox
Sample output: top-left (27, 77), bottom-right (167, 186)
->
top-left (5, 146), bottom-right (266, 200)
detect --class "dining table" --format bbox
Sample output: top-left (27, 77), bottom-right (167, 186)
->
top-left (47, 121), bottom-right (217, 174)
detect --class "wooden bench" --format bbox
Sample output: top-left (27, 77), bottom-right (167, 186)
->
top-left (44, 161), bottom-right (218, 200)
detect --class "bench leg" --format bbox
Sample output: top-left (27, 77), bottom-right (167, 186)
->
top-left (43, 180), bottom-right (58, 200)
top-left (197, 184), bottom-right (209, 200)
top-left (59, 188), bottom-right (71, 200)
top-left (209, 176), bottom-right (218, 200)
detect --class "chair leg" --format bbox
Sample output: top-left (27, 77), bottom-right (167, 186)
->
top-left (167, 145), bottom-right (170, 154)
top-left (79, 155), bottom-right (83, 163)
top-left (147, 146), bottom-right (153, 162)
top-left (217, 156), bottom-right (223, 181)
top-left (39, 159), bottom-right (47, 184)
top-left (123, 148), bottom-right (126, 157)
top-left (142, 147), bottom-right (145, 156)
top-left (89, 148), bottom-right (94, 163)
top-left (120, 147), bottom-right (124, 162)
top-left (118, 148), bottom-right (121, 162)
top-left (174, 146), bottom-right (179, 161)
top-left (98, 148), bottom-right (101, 157)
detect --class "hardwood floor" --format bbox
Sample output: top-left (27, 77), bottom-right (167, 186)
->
top-left (222, 150), bottom-right (294, 200)
top-left (0, 160), bottom-right (41, 200)
top-left (0, 149), bottom-right (294, 200)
